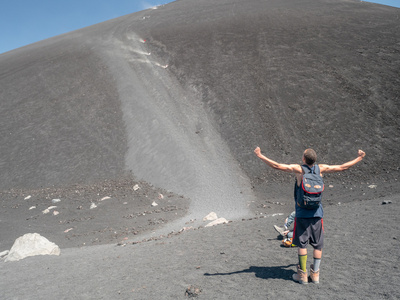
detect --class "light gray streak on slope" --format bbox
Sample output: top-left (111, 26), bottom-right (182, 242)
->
top-left (99, 32), bottom-right (255, 222)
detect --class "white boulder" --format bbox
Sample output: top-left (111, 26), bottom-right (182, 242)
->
top-left (205, 218), bottom-right (228, 227)
top-left (5, 233), bottom-right (60, 262)
top-left (203, 212), bottom-right (218, 221)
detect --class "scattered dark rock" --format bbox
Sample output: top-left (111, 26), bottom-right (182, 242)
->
top-left (185, 285), bottom-right (202, 298)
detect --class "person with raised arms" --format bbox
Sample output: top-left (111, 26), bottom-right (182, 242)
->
top-left (254, 147), bottom-right (366, 284)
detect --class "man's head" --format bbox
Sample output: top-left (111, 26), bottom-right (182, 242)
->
top-left (303, 149), bottom-right (317, 165)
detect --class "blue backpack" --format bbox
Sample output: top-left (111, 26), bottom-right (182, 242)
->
top-left (297, 164), bottom-right (324, 210)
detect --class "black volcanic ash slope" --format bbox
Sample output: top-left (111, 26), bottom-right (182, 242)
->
top-left (0, 0), bottom-right (399, 205)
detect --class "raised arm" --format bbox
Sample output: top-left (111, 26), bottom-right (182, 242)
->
top-left (319, 150), bottom-right (366, 173)
top-left (254, 147), bottom-right (302, 174)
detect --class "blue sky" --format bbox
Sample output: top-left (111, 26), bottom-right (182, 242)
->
top-left (0, 0), bottom-right (170, 54)
top-left (363, 0), bottom-right (400, 8)
top-left (0, 0), bottom-right (399, 54)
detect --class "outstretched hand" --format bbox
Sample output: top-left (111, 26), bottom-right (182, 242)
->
top-left (358, 150), bottom-right (366, 158)
top-left (254, 147), bottom-right (261, 157)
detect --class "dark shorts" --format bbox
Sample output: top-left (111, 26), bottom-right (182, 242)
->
top-left (293, 217), bottom-right (324, 250)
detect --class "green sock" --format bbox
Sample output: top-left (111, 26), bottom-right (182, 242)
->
top-left (299, 255), bottom-right (307, 272)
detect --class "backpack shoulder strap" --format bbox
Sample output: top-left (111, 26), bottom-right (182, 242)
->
top-left (301, 165), bottom-right (312, 174)
top-left (314, 164), bottom-right (320, 175)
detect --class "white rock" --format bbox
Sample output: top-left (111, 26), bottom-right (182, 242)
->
top-left (151, 201), bottom-right (158, 207)
top-left (42, 206), bottom-right (57, 214)
top-left (158, 194), bottom-right (164, 199)
top-left (29, 206), bottom-right (36, 210)
top-left (368, 184), bottom-right (377, 189)
top-left (272, 213), bottom-right (284, 217)
top-left (133, 184), bottom-right (140, 191)
top-left (5, 233), bottom-right (60, 262)
top-left (100, 196), bottom-right (111, 201)
top-left (203, 212), bottom-right (218, 221)
top-left (205, 218), bottom-right (228, 227)
top-left (90, 203), bottom-right (97, 209)
top-left (24, 195), bottom-right (31, 200)
top-left (52, 199), bottom-right (61, 203)
top-left (53, 211), bottom-right (59, 216)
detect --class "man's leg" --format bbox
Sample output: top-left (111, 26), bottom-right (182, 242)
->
top-left (293, 218), bottom-right (308, 272)
top-left (313, 249), bottom-right (322, 272)
top-left (293, 218), bottom-right (309, 284)
top-left (286, 211), bottom-right (296, 227)
top-left (275, 211), bottom-right (296, 236)
top-left (293, 247), bottom-right (308, 284)
top-left (309, 217), bottom-right (323, 284)
top-left (310, 249), bottom-right (322, 283)
top-left (298, 248), bottom-right (307, 272)
top-left (311, 218), bottom-right (323, 273)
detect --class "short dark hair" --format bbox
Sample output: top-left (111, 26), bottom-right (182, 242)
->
top-left (303, 149), bottom-right (317, 165)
